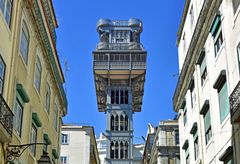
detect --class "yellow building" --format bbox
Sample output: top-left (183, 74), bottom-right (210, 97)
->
top-left (0, 0), bottom-right (67, 163)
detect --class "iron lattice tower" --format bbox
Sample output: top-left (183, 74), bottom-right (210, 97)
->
top-left (93, 18), bottom-right (147, 164)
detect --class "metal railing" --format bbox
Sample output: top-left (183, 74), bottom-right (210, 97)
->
top-left (230, 81), bottom-right (240, 123)
top-left (0, 94), bottom-right (14, 136)
top-left (94, 61), bottom-right (146, 70)
top-left (97, 43), bottom-right (144, 50)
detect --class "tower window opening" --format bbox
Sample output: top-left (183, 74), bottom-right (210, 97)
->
top-left (115, 142), bottom-right (119, 159)
top-left (120, 141), bottom-right (124, 159)
top-left (120, 115), bottom-right (124, 131)
top-left (110, 141), bottom-right (114, 159)
top-left (124, 141), bottom-right (128, 159)
top-left (125, 115), bottom-right (128, 131)
top-left (111, 115), bottom-right (114, 130)
top-left (111, 90), bottom-right (115, 104)
top-left (125, 90), bottom-right (128, 104)
top-left (120, 90), bottom-right (124, 104)
top-left (115, 115), bottom-right (119, 131)
top-left (116, 90), bottom-right (119, 104)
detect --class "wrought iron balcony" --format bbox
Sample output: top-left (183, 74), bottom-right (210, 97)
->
top-left (93, 61), bottom-right (146, 70)
top-left (230, 81), bottom-right (240, 123)
top-left (0, 94), bottom-right (14, 142)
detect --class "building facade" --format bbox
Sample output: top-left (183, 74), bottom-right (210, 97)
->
top-left (60, 125), bottom-right (100, 164)
top-left (0, 0), bottom-right (67, 163)
top-left (174, 0), bottom-right (240, 163)
top-left (96, 133), bottom-right (144, 164)
top-left (93, 18), bottom-right (147, 164)
top-left (142, 121), bottom-right (180, 164)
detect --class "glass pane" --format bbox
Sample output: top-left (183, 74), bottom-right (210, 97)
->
top-left (219, 82), bottom-right (230, 122)
top-left (204, 109), bottom-right (211, 132)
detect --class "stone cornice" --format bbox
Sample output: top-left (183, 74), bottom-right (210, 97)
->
top-left (173, 0), bottom-right (223, 112)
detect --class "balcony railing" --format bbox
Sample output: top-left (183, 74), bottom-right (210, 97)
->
top-left (93, 61), bottom-right (146, 70)
top-left (0, 94), bottom-right (14, 136)
top-left (96, 43), bottom-right (144, 50)
top-left (230, 81), bottom-right (240, 123)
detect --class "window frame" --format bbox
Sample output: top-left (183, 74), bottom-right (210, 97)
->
top-left (14, 97), bottom-right (24, 137)
top-left (60, 156), bottom-right (68, 164)
top-left (0, 55), bottom-right (6, 95)
top-left (61, 133), bottom-right (69, 145)
top-left (19, 21), bottom-right (30, 64)
top-left (30, 123), bottom-right (37, 156)
top-left (0, 0), bottom-right (13, 27)
top-left (53, 102), bottom-right (59, 131)
top-left (34, 56), bottom-right (42, 93)
top-left (45, 83), bottom-right (51, 114)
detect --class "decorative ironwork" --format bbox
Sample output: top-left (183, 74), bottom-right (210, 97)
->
top-left (0, 94), bottom-right (14, 136)
top-left (97, 43), bottom-right (144, 50)
top-left (7, 143), bottom-right (49, 162)
top-left (230, 81), bottom-right (240, 123)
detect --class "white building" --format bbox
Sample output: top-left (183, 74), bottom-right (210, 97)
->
top-left (60, 125), bottom-right (100, 164)
top-left (96, 133), bottom-right (144, 164)
top-left (142, 121), bottom-right (180, 164)
top-left (174, 0), bottom-right (240, 163)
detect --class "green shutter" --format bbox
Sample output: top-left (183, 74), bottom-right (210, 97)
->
top-left (204, 110), bottom-right (211, 133)
top-left (32, 113), bottom-right (42, 127)
top-left (43, 133), bottom-right (52, 145)
top-left (16, 84), bottom-right (30, 103)
top-left (210, 15), bottom-right (221, 36)
top-left (52, 149), bottom-right (59, 159)
top-left (218, 82), bottom-right (230, 122)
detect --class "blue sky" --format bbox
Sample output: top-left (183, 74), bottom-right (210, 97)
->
top-left (53, 0), bottom-right (185, 143)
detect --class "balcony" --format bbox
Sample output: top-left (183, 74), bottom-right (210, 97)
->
top-left (230, 81), bottom-right (240, 124)
top-left (96, 43), bottom-right (144, 50)
top-left (0, 94), bottom-right (14, 142)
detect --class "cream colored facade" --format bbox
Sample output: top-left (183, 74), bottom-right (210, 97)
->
top-left (0, 0), bottom-right (67, 163)
top-left (174, 0), bottom-right (240, 163)
top-left (60, 125), bottom-right (100, 164)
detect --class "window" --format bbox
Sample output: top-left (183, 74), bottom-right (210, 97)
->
top-left (60, 156), bottom-right (67, 164)
top-left (182, 102), bottom-right (187, 126)
top-left (0, 55), bottom-right (6, 94)
top-left (14, 98), bottom-right (23, 136)
top-left (20, 21), bottom-right (29, 64)
top-left (191, 124), bottom-right (199, 161)
top-left (232, 0), bottom-right (240, 14)
top-left (111, 90), bottom-right (115, 104)
top-left (61, 133), bottom-right (69, 145)
top-left (115, 115), bottom-right (119, 131)
top-left (30, 123), bottom-right (37, 155)
top-left (34, 56), bottom-right (42, 92)
top-left (211, 15), bottom-right (223, 56)
top-left (110, 141), bottom-right (114, 159)
top-left (0, 0), bottom-right (13, 26)
top-left (120, 141), bottom-right (124, 159)
top-left (120, 115), bottom-right (124, 131)
top-left (175, 130), bottom-right (179, 145)
top-left (110, 115), bottom-right (114, 130)
top-left (183, 140), bottom-right (189, 164)
top-left (237, 43), bottom-right (240, 77)
top-left (125, 115), bottom-right (128, 131)
top-left (115, 142), bottom-right (119, 159)
top-left (189, 5), bottom-right (194, 27)
top-left (124, 141), bottom-right (128, 159)
top-left (204, 108), bottom-right (212, 144)
top-left (198, 51), bottom-right (207, 86)
top-left (45, 84), bottom-right (51, 114)
top-left (189, 79), bottom-right (196, 108)
top-left (182, 33), bottom-right (186, 52)
top-left (111, 89), bottom-right (128, 104)
top-left (54, 103), bottom-right (58, 131)
top-left (218, 82), bottom-right (229, 122)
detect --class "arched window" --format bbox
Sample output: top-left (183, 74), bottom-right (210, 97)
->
top-left (110, 115), bottom-right (114, 130)
top-left (111, 90), bottom-right (115, 104)
top-left (125, 90), bottom-right (128, 104)
top-left (115, 115), bottom-right (119, 131)
top-left (110, 141), bottom-right (114, 159)
top-left (20, 21), bottom-right (30, 64)
top-left (120, 115), bottom-right (124, 131)
top-left (120, 141), bottom-right (124, 159)
top-left (116, 89), bottom-right (119, 104)
top-left (120, 89), bottom-right (124, 104)
top-left (115, 142), bottom-right (119, 159)
top-left (125, 115), bottom-right (128, 131)
top-left (124, 141), bottom-right (128, 159)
